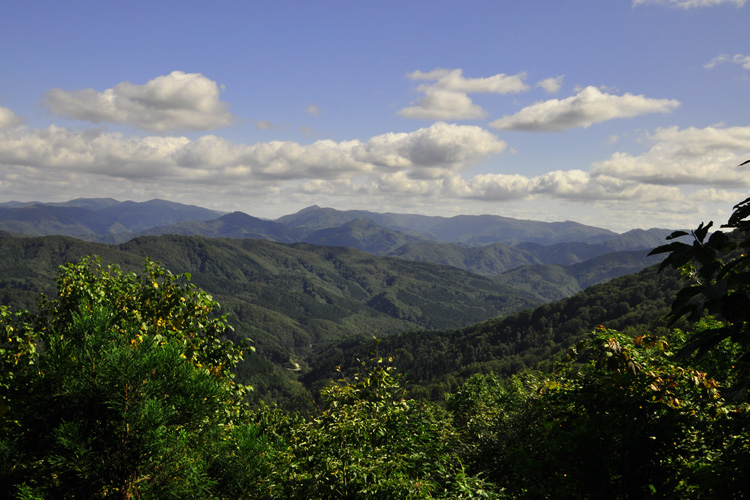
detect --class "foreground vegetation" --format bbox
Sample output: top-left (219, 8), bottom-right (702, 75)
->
top-left (2, 196), bottom-right (750, 498)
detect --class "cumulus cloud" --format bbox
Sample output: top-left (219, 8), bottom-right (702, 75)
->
top-left (0, 106), bottom-right (22, 129)
top-left (367, 125), bottom-right (750, 208)
top-left (489, 86), bottom-right (680, 132)
top-left (398, 68), bottom-right (530, 120)
top-left (591, 125), bottom-right (750, 187)
top-left (0, 125), bottom-right (193, 179)
top-left (449, 170), bottom-right (682, 202)
top-left (536, 76), bottom-right (564, 93)
top-left (306, 104), bottom-right (322, 115)
top-left (633, 0), bottom-right (746, 7)
top-left (705, 53), bottom-right (750, 70)
top-left (357, 122), bottom-right (506, 177)
top-left (0, 121), bottom-right (506, 187)
top-left (692, 188), bottom-right (743, 203)
top-left (44, 71), bottom-right (234, 133)
top-left (398, 88), bottom-right (487, 120)
top-left (406, 68), bottom-right (530, 94)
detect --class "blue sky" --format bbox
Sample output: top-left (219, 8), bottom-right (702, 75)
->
top-left (1, 0), bottom-right (748, 231)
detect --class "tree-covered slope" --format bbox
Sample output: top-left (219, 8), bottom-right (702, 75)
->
top-left (386, 241), bottom-right (542, 275)
top-left (300, 219), bottom-right (430, 254)
top-left (515, 228), bottom-right (675, 265)
top-left (303, 263), bottom-right (684, 398)
top-left (0, 233), bottom-right (543, 406)
top-left (132, 211), bottom-right (299, 243)
top-left (493, 249), bottom-right (663, 302)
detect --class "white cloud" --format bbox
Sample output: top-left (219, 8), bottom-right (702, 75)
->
top-left (0, 125), bottom-right (192, 179)
top-left (0, 106), bottom-right (22, 129)
top-left (536, 76), bottom-right (564, 93)
top-left (591, 125), bottom-right (750, 187)
top-left (357, 122), bottom-right (506, 177)
top-left (692, 188), bottom-right (742, 203)
top-left (0, 119), bottom-right (505, 188)
top-left (451, 170), bottom-right (682, 202)
top-left (44, 71), bottom-right (234, 133)
top-left (398, 88), bottom-right (487, 120)
top-left (368, 171), bottom-right (446, 197)
top-left (398, 68), bottom-right (530, 120)
top-left (489, 86), bottom-right (680, 131)
top-left (306, 104), bottom-right (322, 115)
top-left (648, 125), bottom-right (750, 152)
top-left (705, 53), bottom-right (750, 70)
top-left (457, 173), bottom-right (534, 200)
top-left (407, 68), bottom-right (530, 94)
top-left (634, 0), bottom-right (746, 7)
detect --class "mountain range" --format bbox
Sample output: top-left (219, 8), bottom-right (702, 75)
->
top-left (0, 198), bottom-right (673, 277)
top-left (0, 197), bottom-right (686, 407)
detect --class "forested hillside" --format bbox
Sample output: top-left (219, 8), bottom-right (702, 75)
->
top-left (493, 249), bottom-right (663, 302)
top-left (0, 233), bottom-right (543, 407)
top-left (303, 262), bottom-right (684, 398)
top-left (0, 232), bottom-right (682, 408)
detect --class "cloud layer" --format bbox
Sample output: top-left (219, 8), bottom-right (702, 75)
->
top-left (3, 94), bottom-right (749, 223)
top-left (0, 120), bottom-right (505, 188)
top-left (44, 71), bottom-right (234, 133)
top-left (490, 86), bottom-right (680, 131)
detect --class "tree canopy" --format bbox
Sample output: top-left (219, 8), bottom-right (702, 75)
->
top-left (1, 258), bottom-right (250, 498)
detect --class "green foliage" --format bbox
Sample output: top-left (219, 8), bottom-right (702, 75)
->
top-left (306, 263), bottom-right (682, 400)
top-left (0, 257), bottom-right (251, 499)
top-left (0, 307), bottom-right (34, 420)
top-left (2, 240), bottom-right (747, 498)
top-left (264, 359), bottom-right (498, 499)
top-left (40, 256), bottom-right (248, 384)
top-left (651, 195), bottom-right (750, 395)
top-left (447, 326), bottom-right (750, 499)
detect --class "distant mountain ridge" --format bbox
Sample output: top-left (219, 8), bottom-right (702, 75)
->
top-left (0, 198), bottom-right (680, 291)
top-left (276, 205), bottom-right (619, 245)
top-left (0, 198), bottom-right (224, 239)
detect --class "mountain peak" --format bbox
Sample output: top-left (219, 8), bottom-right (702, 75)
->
top-left (298, 205), bottom-right (322, 212)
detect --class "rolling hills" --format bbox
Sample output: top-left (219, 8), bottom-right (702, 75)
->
top-left (0, 198), bottom-right (687, 406)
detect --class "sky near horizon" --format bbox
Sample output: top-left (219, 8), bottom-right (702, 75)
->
top-left (1, 1), bottom-right (748, 232)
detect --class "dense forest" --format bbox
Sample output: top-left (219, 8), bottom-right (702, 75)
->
top-left (2, 197), bottom-right (750, 498)
top-left (0, 231), bottom-right (665, 409)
